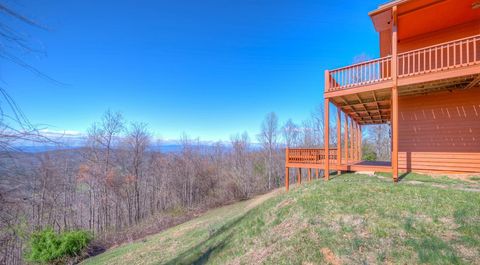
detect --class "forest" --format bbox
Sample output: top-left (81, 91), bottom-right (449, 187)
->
top-left (0, 106), bottom-right (391, 264)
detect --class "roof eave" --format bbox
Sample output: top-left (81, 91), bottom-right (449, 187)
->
top-left (368, 0), bottom-right (410, 17)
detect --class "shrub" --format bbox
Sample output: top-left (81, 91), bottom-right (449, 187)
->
top-left (25, 228), bottom-right (92, 264)
top-left (362, 150), bottom-right (377, 161)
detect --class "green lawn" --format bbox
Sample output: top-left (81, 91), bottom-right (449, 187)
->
top-left (82, 173), bottom-right (480, 265)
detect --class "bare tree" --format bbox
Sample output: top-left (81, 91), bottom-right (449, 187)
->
top-left (123, 122), bottom-right (150, 224)
top-left (282, 119), bottom-right (300, 148)
top-left (258, 112), bottom-right (279, 189)
top-left (366, 124), bottom-right (391, 161)
top-left (309, 104), bottom-right (325, 147)
top-left (84, 110), bottom-right (124, 234)
top-left (0, 4), bottom-right (54, 263)
top-left (230, 132), bottom-right (254, 198)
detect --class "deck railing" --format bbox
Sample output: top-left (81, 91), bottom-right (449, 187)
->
top-left (286, 148), bottom-right (337, 165)
top-left (398, 34), bottom-right (480, 77)
top-left (328, 56), bottom-right (392, 92)
top-left (326, 34), bottom-right (480, 92)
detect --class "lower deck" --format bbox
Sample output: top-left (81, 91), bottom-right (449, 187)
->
top-left (286, 160), bottom-right (392, 173)
top-left (285, 148), bottom-right (393, 190)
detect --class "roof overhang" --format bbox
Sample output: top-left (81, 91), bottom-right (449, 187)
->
top-left (369, 0), bottom-right (480, 40)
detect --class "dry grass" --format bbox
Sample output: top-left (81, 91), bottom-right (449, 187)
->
top-left (83, 173), bottom-right (480, 265)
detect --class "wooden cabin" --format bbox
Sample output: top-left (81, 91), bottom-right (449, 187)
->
top-left (285, 0), bottom-right (480, 190)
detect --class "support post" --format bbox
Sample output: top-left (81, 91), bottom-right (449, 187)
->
top-left (315, 168), bottom-right (319, 179)
top-left (352, 120), bottom-right (357, 162)
top-left (285, 148), bottom-right (289, 191)
top-left (392, 6), bottom-right (399, 182)
top-left (285, 167), bottom-right (289, 191)
top-left (359, 125), bottom-right (362, 160)
top-left (336, 107), bottom-right (342, 175)
top-left (357, 123), bottom-right (360, 161)
top-left (297, 168), bottom-right (302, 185)
top-left (344, 113), bottom-right (349, 167)
top-left (349, 116), bottom-right (354, 162)
top-left (308, 168), bottom-right (311, 182)
top-left (324, 96), bottom-right (330, 180)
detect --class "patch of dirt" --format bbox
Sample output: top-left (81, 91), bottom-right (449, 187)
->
top-left (231, 213), bottom-right (305, 265)
top-left (401, 180), bottom-right (424, 185)
top-left (341, 215), bottom-right (364, 227)
top-left (227, 239), bottom-right (276, 265)
top-left (435, 217), bottom-right (461, 242)
top-left (249, 244), bottom-right (275, 264)
top-left (320, 247), bottom-right (342, 265)
top-left (400, 179), bottom-right (480, 192)
top-left (417, 182), bottom-right (480, 192)
top-left (454, 245), bottom-right (479, 264)
top-left (275, 198), bottom-right (294, 210)
top-left (425, 172), bottom-right (480, 182)
top-left (453, 187), bottom-right (480, 192)
top-left (439, 217), bottom-right (459, 229)
top-left (336, 215), bottom-right (369, 237)
top-left (271, 216), bottom-right (302, 240)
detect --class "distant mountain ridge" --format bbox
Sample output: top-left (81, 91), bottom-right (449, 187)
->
top-left (14, 143), bottom-right (264, 153)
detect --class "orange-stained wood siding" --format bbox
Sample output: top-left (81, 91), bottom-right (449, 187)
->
top-left (398, 20), bottom-right (480, 53)
top-left (380, 29), bottom-right (392, 57)
top-left (398, 87), bottom-right (480, 173)
top-left (377, 21), bottom-right (480, 58)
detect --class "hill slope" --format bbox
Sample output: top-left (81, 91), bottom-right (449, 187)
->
top-left (82, 173), bottom-right (480, 265)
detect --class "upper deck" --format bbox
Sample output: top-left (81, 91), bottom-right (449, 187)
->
top-left (325, 34), bottom-right (480, 98)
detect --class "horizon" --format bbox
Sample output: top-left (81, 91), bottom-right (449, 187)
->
top-left (5, 0), bottom-right (381, 142)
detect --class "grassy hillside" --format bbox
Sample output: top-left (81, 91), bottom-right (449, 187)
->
top-left (82, 173), bottom-right (480, 265)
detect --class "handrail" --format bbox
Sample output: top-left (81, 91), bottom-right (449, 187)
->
top-left (328, 55), bottom-right (392, 73)
top-left (326, 34), bottom-right (480, 92)
top-left (398, 34), bottom-right (479, 77)
top-left (286, 148), bottom-right (338, 164)
top-left (327, 56), bottom-right (392, 92)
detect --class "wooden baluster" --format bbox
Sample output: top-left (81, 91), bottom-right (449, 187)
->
top-left (454, 42), bottom-right (457, 66)
top-left (467, 39), bottom-right (470, 64)
top-left (447, 43), bottom-right (450, 68)
top-left (423, 49), bottom-right (426, 73)
top-left (474, 37), bottom-right (477, 62)
top-left (407, 53), bottom-right (410, 75)
top-left (460, 40), bottom-right (463, 65)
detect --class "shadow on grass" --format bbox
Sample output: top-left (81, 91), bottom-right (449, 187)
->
top-left (86, 242), bottom-right (107, 258)
top-left (164, 210), bottom-right (251, 265)
top-left (398, 172), bottom-right (410, 182)
top-left (191, 240), bottom-right (227, 265)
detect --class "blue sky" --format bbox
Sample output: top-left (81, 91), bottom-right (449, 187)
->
top-left (4, 0), bottom-right (382, 142)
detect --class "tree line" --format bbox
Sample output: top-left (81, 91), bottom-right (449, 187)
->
top-left (4, 104), bottom-right (388, 264)
top-left (0, 108), bottom-right (392, 265)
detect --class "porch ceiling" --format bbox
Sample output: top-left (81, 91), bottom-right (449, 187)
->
top-left (331, 88), bottom-right (392, 125)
